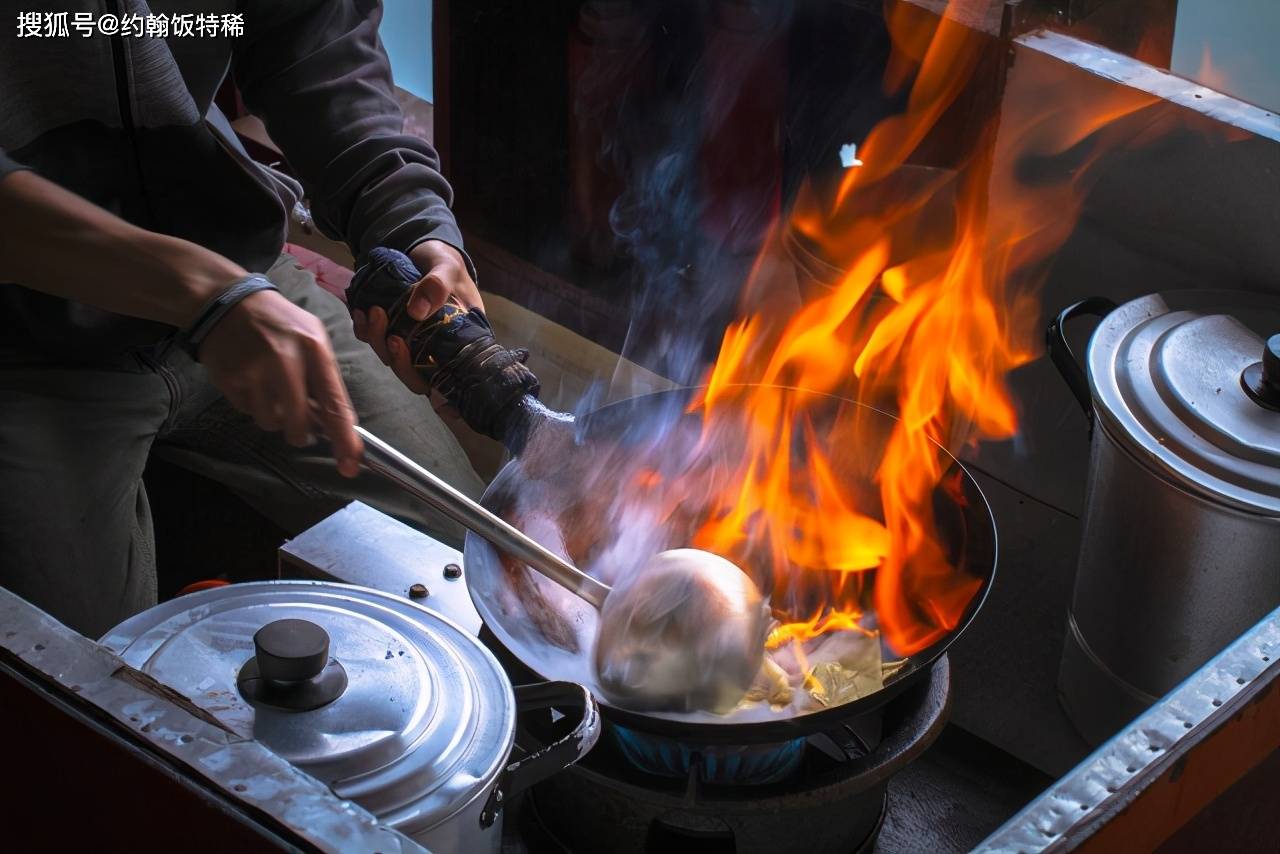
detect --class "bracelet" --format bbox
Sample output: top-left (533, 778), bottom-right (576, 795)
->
top-left (174, 274), bottom-right (279, 360)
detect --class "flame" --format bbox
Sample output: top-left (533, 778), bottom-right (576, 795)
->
top-left (661, 2), bottom-right (1177, 656)
top-left (767, 611), bottom-right (875, 650)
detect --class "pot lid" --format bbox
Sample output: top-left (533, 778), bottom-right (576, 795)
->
top-left (1089, 290), bottom-right (1280, 515)
top-left (100, 581), bottom-right (515, 831)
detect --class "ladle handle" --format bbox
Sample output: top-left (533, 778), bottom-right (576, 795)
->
top-left (354, 426), bottom-right (611, 610)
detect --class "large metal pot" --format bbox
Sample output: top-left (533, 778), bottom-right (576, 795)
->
top-left (1050, 290), bottom-right (1280, 744)
top-left (100, 581), bottom-right (601, 853)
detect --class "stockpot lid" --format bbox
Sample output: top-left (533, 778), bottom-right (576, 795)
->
top-left (100, 581), bottom-right (516, 833)
top-left (1088, 290), bottom-right (1280, 515)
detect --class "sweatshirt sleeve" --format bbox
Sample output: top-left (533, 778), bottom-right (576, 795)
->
top-left (0, 146), bottom-right (31, 180)
top-left (232, 0), bottom-right (474, 279)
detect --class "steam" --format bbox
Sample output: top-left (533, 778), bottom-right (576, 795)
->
top-left (569, 0), bottom-right (798, 385)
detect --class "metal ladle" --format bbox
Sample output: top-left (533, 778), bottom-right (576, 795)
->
top-left (355, 425), bottom-right (770, 713)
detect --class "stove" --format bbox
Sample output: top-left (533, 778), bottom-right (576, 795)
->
top-left (508, 657), bottom-right (949, 854)
top-left (282, 502), bottom-right (1048, 854)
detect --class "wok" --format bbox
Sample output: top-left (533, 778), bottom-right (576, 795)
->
top-left (464, 386), bottom-right (996, 742)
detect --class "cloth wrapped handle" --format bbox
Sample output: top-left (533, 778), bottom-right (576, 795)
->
top-left (346, 247), bottom-right (541, 442)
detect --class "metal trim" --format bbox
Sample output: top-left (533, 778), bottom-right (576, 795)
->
top-left (0, 588), bottom-right (428, 854)
top-left (1015, 30), bottom-right (1280, 143)
top-left (975, 604), bottom-right (1280, 852)
top-left (0, 657), bottom-right (305, 852)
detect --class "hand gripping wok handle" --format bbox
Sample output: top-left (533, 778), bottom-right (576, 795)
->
top-left (353, 426), bottom-right (611, 610)
top-left (345, 247), bottom-right (541, 445)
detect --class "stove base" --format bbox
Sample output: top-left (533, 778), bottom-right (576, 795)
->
top-left (529, 778), bottom-right (886, 854)
top-left (528, 657), bottom-right (950, 854)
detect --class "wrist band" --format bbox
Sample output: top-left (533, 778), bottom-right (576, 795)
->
top-left (175, 274), bottom-right (279, 360)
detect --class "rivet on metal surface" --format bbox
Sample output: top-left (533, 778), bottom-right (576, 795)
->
top-left (444, 563), bottom-right (463, 580)
top-left (409, 583), bottom-right (430, 599)
top-left (480, 783), bottom-right (505, 828)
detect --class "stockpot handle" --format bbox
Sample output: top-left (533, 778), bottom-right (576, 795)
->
top-left (479, 681), bottom-right (601, 828)
top-left (1046, 297), bottom-right (1118, 418)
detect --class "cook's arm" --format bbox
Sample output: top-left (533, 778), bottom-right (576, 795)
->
top-left (0, 168), bottom-right (364, 475)
top-left (232, 0), bottom-right (483, 391)
top-left (0, 167), bottom-right (245, 326)
top-left (231, 1), bottom-right (477, 288)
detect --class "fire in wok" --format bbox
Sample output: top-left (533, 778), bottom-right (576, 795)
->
top-left (466, 0), bottom-right (1189, 734)
top-left (464, 386), bottom-right (996, 736)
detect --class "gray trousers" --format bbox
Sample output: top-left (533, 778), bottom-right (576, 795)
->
top-left (0, 253), bottom-right (485, 639)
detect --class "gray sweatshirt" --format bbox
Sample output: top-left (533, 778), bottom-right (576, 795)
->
top-left (0, 0), bottom-right (466, 355)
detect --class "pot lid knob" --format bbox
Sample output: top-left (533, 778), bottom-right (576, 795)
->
top-left (237, 618), bottom-right (348, 711)
top-left (255, 619), bottom-right (330, 681)
top-left (1241, 333), bottom-right (1280, 412)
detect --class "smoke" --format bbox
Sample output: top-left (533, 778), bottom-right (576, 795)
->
top-left (568, 0), bottom-right (798, 385)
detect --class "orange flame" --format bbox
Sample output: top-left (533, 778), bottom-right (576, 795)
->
top-left (767, 610), bottom-right (876, 650)
top-left (662, 2), bottom-right (1177, 655)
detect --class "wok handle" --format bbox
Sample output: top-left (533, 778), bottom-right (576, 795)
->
top-left (480, 681), bottom-right (601, 828)
top-left (354, 425), bottom-right (611, 610)
top-left (1046, 297), bottom-right (1118, 419)
top-left (346, 247), bottom-right (541, 444)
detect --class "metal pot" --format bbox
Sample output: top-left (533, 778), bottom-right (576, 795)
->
top-left (100, 581), bottom-right (601, 853)
top-left (1049, 290), bottom-right (1280, 745)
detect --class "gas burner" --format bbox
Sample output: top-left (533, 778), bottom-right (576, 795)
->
top-left (518, 656), bottom-right (950, 854)
top-left (609, 722), bottom-right (811, 785)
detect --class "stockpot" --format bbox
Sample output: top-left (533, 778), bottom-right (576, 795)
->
top-left (1049, 290), bottom-right (1280, 744)
top-left (100, 581), bottom-right (600, 853)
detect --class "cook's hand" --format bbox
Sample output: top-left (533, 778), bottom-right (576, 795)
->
top-left (407, 239), bottom-right (483, 317)
top-left (352, 239), bottom-right (481, 394)
top-left (0, 169), bottom-right (358, 476)
top-left (200, 290), bottom-right (364, 478)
